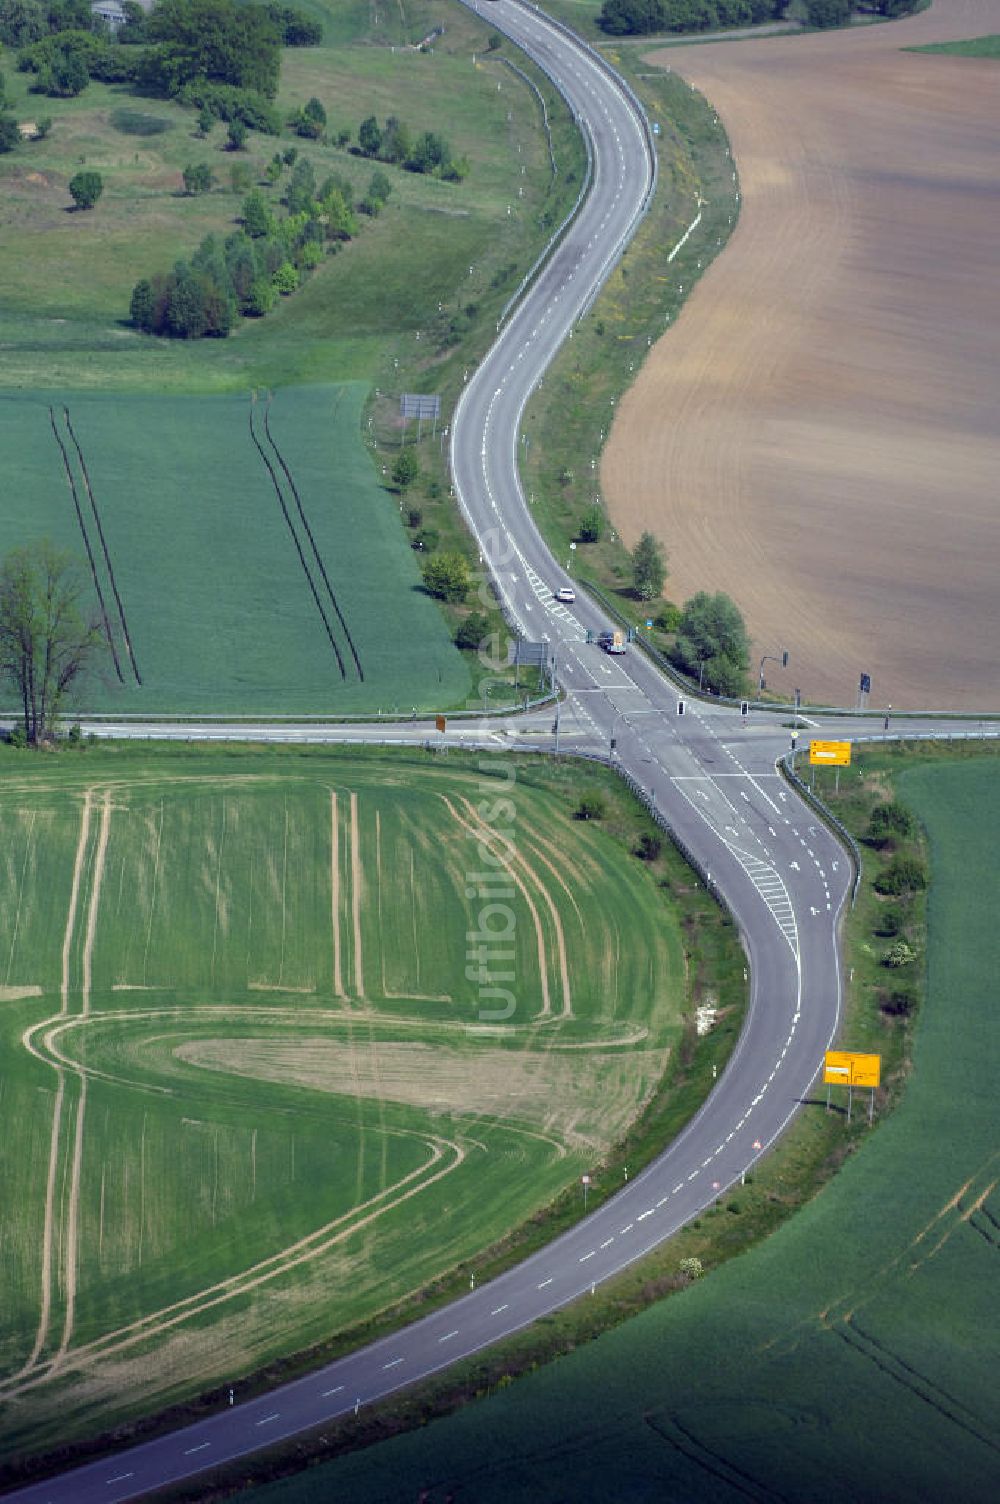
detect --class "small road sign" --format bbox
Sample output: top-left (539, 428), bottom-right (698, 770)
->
top-left (809, 739), bottom-right (851, 767)
top-left (435, 715), bottom-right (446, 733)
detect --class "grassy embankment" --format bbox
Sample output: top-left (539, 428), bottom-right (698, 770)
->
top-left (908, 33), bottom-right (1000, 55)
top-left (195, 744), bottom-right (1000, 1502)
top-left (0, 737), bottom-right (747, 1475)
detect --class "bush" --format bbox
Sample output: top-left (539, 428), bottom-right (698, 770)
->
top-left (654, 602), bottom-right (681, 633)
top-left (0, 114), bottom-right (19, 153)
top-left (422, 552), bottom-right (470, 603)
top-left (634, 832), bottom-right (662, 862)
top-left (868, 801), bottom-right (914, 847)
top-left (227, 118), bottom-right (247, 151)
top-left (455, 612), bottom-right (490, 651)
top-left (880, 987), bottom-right (917, 1017)
top-left (182, 162), bottom-right (213, 194)
top-left (271, 260), bottom-right (298, 294)
top-left (575, 792), bottom-right (606, 821)
top-left (874, 857), bottom-right (927, 896)
top-left (874, 904), bottom-right (904, 937)
top-left (882, 940), bottom-right (915, 969)
top-left (405, 506), bottom-right (422, 528)
top-left (578, 505), bottom-right (604, 543)
top-left (176, 82), bottom-right (280, 135)
top-left (411, 528), bottom-right (439, 553)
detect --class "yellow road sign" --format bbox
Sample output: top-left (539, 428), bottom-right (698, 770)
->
top-left (809, 739), bottom-right (852, 767)
top-left (824, 1050), bottom-right (881, 1088)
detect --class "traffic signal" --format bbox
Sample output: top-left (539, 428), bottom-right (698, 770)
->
top-left (677, 700), bottom-right (685, 716)
top-left (781, 650), bottom-right (789, 668)
top-left (740, 701), bottom-right (749, 717)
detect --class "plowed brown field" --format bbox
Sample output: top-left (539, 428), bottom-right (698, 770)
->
top-left (603, 1), bottom-right (1000, 710)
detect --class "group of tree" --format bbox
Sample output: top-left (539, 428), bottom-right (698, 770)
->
top-left (8, 0), bottom-right (320, 109)
top-left (598, 0), bottom-right (786, 36)
top-left (130, 157), bottom-right (384, 337)
top-left (670, 591), bottom-right (751, 696)
top-left (357, 113), bottom-right (468, 181)
top-left (597, 0), bottom-right (918, 35)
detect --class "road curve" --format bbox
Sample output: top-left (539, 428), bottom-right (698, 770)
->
top-left (2, 7), bottom-right (851, 1500)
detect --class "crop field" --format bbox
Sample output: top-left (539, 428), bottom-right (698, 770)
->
top-left (602, 0), bottom-right (1000, 711)
top-left (241, 753), bottom-right (1000, 1503)
top-left (0, 384), bottom-right (471, 715)
top-left (0, 746), bottom-right (685, 1457)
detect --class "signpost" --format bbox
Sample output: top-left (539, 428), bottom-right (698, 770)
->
top-left (824, 1050), bottom-right (881, 1123)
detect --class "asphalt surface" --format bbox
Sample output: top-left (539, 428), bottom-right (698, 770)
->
top-left (3, 5), bottom-right (993, 1500)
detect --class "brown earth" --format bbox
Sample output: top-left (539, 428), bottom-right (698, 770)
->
top-left (602, 0), bottom-right (1000, 710)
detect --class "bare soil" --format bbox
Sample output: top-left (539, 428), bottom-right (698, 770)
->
top-left (603, 0), bottom-right (1000, 710)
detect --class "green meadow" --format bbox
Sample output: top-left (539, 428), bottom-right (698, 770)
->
top-left (0, 744), bottom-right (688, 1458)
top-left (0, 0), bottom-right (582, 392)
top-left (0, 384), bottom-right (470, 714)
top-left (243, 753), bottom-right (1000, 1503)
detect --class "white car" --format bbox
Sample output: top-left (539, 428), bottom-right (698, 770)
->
top-left (555, 586), bottom-right (576, 603)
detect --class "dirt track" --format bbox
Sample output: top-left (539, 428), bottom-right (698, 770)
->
top-left (602, 1), bottom-right (1000, 710)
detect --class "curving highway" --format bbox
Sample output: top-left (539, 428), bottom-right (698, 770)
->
top-left (2, 5), bottom-right (856, 1500)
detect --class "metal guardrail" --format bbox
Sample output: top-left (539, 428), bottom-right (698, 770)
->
top-left (778, 754), bottom-right (862, 908)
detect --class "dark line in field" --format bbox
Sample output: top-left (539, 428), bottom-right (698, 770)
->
top-left (62, 408), bottom-right (142, 686)
top-left (967, 1214), bottom-right (1000, 1251)
top-left (835, 1317), bottom-right (999, 1454)
top-left (47, 407), bottom-right (124, 684)
top-left (247, 401), bottom-right (346, 680)
top-left (643, 1413), bottom-right (773, 1501)
top-left (262, 396), bottom-right (365, 683)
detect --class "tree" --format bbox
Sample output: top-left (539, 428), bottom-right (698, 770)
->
top-left (380, 116), bottom-right (411, 164)
top-left (368, 169), bottom-right (391, 205)
top-left (392, 449), bottom-right (420, 493)
top-left (182, 161), bottom-right (214, 193)
top-left (0, 541), bottom-right (104, 744)
top-left (129, 277), bottom-right (156, 331)
top-left (226, 118), bottom-right (247, 150)
top-left (271, 260), bottom-right (299, 294)
top-left (0, 115), bottom-right (19, 154)
top-left (0, 0), bottom-right (47, 48)
top-left (631, 529), bottom-right (667, 600)
top-left (874, 857), bottom-right (927, 896)
top-left (671, 590), bottom-right (750, 694)
top-left (229, 160), bottom-right (251, 193)
top-left (196, 104), bottom-right (214, 135)
top-left (241, 187), bottom-right (272, 237)
top-left (422, 552), bottom-right (470, 604)
top-left (147, 0), bottom-right (281, 99)
top-left (68, 169), bottom-right (103, 209)
top-left (598, 0), bottom-right (666, 35)
top-left (295, 95), bottom-right (326, 138)
top-left (358, 113), bottom-right (381, 157)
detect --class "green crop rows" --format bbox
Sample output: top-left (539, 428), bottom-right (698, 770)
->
top-left (0, 386), bottom-right (470, 715)
top-left (0, 744), bottom-right (687, 1459)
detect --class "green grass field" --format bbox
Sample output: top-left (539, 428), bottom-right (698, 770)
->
top-left (0, 384), bottom-right (470, 714)
top-left (908, 34), bottom-right (1000, 56)
top-left (0, 0), bottom-right (580, 392)
top-left (244, 753), bottom-right (1000, 1503)
top-left (0, 743), bottom-right (690, 1459)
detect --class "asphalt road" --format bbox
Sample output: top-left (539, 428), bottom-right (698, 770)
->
top-left (2, 5), bottom-right (990, 1500)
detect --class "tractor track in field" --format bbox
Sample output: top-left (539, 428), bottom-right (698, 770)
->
top-left (247, 400), bottom-right (347, 682)
top-left (262, 396), bottom-right (364, 684)
top-left (62, 409), bottom-right (141, 687)
top-left (47, 409), bottom-right (124, 685)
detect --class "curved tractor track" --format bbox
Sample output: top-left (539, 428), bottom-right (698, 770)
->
top-left (3, 4), bottom-right (849, 1499)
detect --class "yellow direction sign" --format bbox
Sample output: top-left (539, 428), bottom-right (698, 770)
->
top-left (809, 739), bottom-right (852, 767)
top-left (824, 1050), bottom-right (881, 1089)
